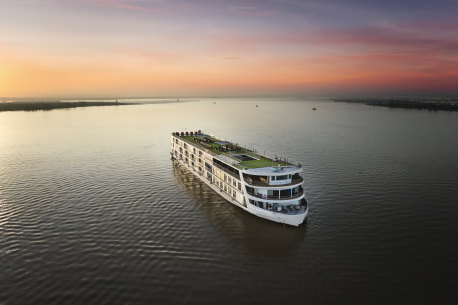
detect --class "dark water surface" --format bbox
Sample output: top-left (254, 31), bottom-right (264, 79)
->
top-left (1, 99), bottom-right (457, 304)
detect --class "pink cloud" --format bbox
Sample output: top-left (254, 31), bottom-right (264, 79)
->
top-left (226, 5), bottom-right (279, 16)
top-left (87, 0), bottom-right (160, 13)
top-left (313, 26), bottom-right (458, 53)
top-left (208, 20), bottom-right (458, 57)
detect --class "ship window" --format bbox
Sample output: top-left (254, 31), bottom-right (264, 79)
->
top-left (277, 175), bottom-right (288, 180)
top-left (288, 174), bottom-right (292, 179)
top-left (271, 176), bottom-right (276, 181)
top-left (232, 190), bottom-right (236, 198)
top-left (268, 190), bottom-right (279, 198)
top-left (238, 182), bottom-right (241, 191)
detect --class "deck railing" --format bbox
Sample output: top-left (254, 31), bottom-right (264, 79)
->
top-left (249, 201), bottom-right (307, 215)
top-left (174, 130), bottom-right (304, 168)
top-left (197, 130), bottom-right (304, 168)
top-left (244, 177), bottom-right (303, 187)
top-left (246, 189), bottom-right (304, 200)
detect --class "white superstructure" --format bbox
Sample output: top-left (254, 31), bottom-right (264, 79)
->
top-left (171, 131), bottom-right (308, 226)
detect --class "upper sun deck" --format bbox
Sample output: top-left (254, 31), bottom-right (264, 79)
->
top-left (172, 131), bottom-right (300, 170)
top-left (242, 164), bottom-right (301, 174)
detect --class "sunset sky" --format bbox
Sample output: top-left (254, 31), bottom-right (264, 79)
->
top-left (1, 0), bottom-right (458, 98)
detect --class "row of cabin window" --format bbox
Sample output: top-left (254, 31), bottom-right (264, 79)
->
top-left (213, 176), bottom-right (237, 198)
top-left (213, 163), bottom-right (240, 183)
top-left (174, 142), bottom-right (239, 197)
top-left (177, 141), bottom-right (204, 163)
top-left (189, 153), bottom-right (202, 164)
top-left (271, 174), bottom-right (292, 181)
top-left (212, 169), bottom-right (242, 191)
top-left (174, 138), bottom-right (188, 150)
top-left (213, 168), bottom-right (242, 190)
top-left (175, 138), bottom-right (202, 155)
top-left (174, 139), bottom-right (239, 190)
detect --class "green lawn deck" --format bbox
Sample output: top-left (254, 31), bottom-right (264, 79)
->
top-left (179, 135), bottom-right (292, 169)
top-left (237, 157), bottom-right (289, 169)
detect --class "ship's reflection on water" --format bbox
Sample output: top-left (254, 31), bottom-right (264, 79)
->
top-left (172, 160), bottom-right (306, 260)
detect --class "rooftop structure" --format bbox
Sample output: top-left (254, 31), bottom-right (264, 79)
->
top-left (172, 131), bottom-right (296, 170)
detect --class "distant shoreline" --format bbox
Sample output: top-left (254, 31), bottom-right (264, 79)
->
top-left (334, 98), bottom-right (458, 112)
top-left (0, 98), bottom-right (196, 112)
top-left (0, 101), bottom-right (134, 112)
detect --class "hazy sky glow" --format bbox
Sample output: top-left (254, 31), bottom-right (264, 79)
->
top-left (1, 0), bottom-right (458, 97)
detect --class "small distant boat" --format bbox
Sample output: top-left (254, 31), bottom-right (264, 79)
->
top-left (256, 105), bottom-right (259, 107)
top-left (313, 107), bottom-right (317, 110)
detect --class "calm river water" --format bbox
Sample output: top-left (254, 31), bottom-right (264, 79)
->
top-left (1, 98), bottom-right (457, 304)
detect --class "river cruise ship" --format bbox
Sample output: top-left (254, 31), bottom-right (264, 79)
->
top-left (171, 130), bottom-right (308, 226)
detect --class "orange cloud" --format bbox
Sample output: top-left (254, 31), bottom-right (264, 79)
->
top-left (2, 16), bottom-right (458, 98)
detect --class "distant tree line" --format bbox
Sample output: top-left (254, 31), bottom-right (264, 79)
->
top-left (334, 98), bottom-right (458, 112)
top-left (0, 101), bottom-right (129, 112)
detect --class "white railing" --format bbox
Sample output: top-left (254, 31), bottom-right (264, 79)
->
top-left (199, 130), bottom-right (303, 168)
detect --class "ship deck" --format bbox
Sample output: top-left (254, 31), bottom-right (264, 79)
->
top-left (175, 133), bottom-right (293, 169)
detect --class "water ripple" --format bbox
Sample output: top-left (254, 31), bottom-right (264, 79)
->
top-left (1, 99), bottom-right (457, 305)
